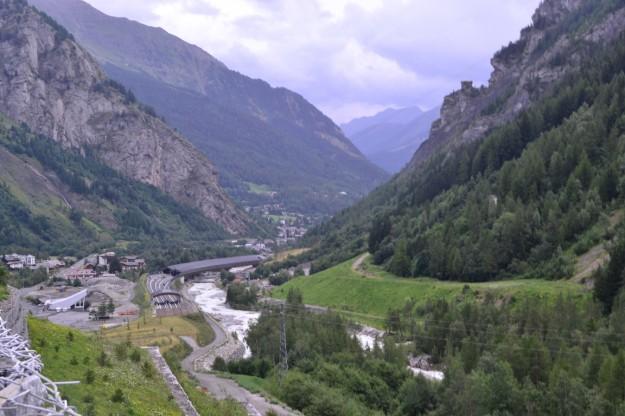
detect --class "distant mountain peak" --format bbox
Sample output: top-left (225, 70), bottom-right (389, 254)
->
top-left (342, 106), bottom-right (441, 173)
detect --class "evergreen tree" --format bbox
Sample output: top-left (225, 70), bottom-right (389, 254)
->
top-left (369, 215), bottom-right (391, 254)
top-left (389, 239), bottom-right (411, 277)
top-left (594, 231), bottom-right (625, 313)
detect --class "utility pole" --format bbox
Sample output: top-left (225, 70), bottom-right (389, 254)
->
top-left (279, 304), bottom-right (288, 383)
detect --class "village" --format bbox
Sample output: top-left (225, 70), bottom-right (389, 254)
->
top-left (0, 245), bottom-right (312, 330)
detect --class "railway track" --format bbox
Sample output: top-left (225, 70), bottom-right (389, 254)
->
top-left (147, 274), bottom-right (182, 312)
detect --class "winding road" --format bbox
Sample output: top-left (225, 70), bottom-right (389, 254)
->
top-left (179, 284), bottom-right (296, 416)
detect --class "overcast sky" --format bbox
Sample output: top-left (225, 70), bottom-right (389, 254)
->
top-left (84, 0), bottom-right (541, 124)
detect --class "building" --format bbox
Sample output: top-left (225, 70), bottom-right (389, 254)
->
top-left (40, 259), bottom-right (65, 270)
top-left (230, 265), bottom-right (255, 280)
top-left (120, 256), bottom-right (146, 272)
top-left (60, 268), bottom-right (97, 282)
top-left (2, 254), bottom-right (36, 269)
top-left (164, 255), bottom-right (264, 277)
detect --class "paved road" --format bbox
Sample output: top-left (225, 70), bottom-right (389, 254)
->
top-left (180, 336), bottom-right (294, 416)
top-left (2, 285), bottom-right (46, 338)
top-left (179, 286), bottom-right (296, 416)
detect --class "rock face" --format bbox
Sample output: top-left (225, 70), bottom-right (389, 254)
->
top-left (29, 0), bottom-right (388, 215)
top-left (408, 0), bottom-right (625, 168)
top-left (0, 0), bottom-right (248, 234)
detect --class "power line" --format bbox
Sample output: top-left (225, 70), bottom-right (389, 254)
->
top-left (234, 302), bottom-right (625, 359)
top-left (279, 304), bottom-right (288, 384)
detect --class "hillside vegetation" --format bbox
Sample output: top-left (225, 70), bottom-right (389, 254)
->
top-left (303, 7), bottom-right (625, 284)
top-left (272, 257), bottom-right (588, 327)
top-left (29, 318), bottom-right (182, 416)
top-left (234, 282), bottom-right (625, 416)
top-left (0, 119), bottom-right (233, 257)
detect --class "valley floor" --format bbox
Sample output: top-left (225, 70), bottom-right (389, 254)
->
top-left (271, 255), bottom-right (589, 328)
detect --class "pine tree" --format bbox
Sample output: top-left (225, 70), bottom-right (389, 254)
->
top-left (389, 239), bottom-right (411, 277)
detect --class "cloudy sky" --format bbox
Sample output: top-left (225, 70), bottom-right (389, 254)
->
top-left (84, 0), bottom-right (541, 124)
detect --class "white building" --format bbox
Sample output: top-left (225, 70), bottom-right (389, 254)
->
top-left (2, 253), bottom-right (36, 269)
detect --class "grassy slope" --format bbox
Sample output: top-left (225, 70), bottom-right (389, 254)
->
top-left (272, 256), bottom-right (589, 327)
top-left (29, 318), bottom-right (182, 416)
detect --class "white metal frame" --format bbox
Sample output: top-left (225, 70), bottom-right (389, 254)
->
top-left (0, 317), bottom-right (80, 415)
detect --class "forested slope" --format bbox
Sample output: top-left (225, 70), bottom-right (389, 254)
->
top-left (303, 0), bottom-right (625, 282)
top-left (0, 119), bottom-right (234, 257)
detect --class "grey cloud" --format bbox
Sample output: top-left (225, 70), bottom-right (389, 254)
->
top-left (85, 0), bottom-right (541, 123)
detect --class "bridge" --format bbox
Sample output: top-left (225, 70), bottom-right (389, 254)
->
top-left (43, 289), bottom-right (88, 312)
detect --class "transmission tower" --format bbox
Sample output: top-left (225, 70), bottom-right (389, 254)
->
top-left (279, 304), bottom-right (289, 383)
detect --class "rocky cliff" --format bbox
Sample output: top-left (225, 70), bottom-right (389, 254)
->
top-left (409, 0), bottom-right (625, 168)
top-left (0, 0), bottom-right (248, 234)
top-left (29, 0), bottom-right (388, 215)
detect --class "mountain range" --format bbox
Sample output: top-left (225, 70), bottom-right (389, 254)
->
top-left (0, 0), bottom-right (258, 256)
top-left (29, 0), bottom-right (388, 215)
top-left (342, 106), bottom-right (441, 173)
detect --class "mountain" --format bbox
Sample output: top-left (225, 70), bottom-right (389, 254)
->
top-left (342, 106), bottom-right (425, 137)
top-left (0, 117), bottom-right (231, 257)
top-left (0, 0), bottom-right (249, 235)
top-left (29, 0), bottom-right (388, 215)
top-left (342, 106), bottom-right (441, 173)
top-left (302, 0), bottom-right (625, 278)
top-left (406, 0), bottom-right (623, 169)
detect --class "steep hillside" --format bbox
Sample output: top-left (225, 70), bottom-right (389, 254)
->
top-left (0, 0), bottom-right (249, 234)
top-left (30, 0), bottom-right (388, 215)
top-left (409, 0), bottom-right (625, 168)
top-left (0, 117), bottom-right (232, 257)
top-left (343, 106), bottom-right (441, 173)
top-left (302, 0), bottom-right (625, 278)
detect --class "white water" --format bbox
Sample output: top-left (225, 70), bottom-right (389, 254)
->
top-left (408, 367), bottom-right (445, 381)
top-left (188, 282), bottom-right (414, 365)
top-left (353, 326), bottom-right (384, 350)
top-left (189, 282), bottom-right (260, 356)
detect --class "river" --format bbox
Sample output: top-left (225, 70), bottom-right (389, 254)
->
top-left (188, 282), bottom-right (260, 357)
top-left (188, 281), bottom-right (444, 382)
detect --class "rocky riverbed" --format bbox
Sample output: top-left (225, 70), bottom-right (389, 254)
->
top-left (188, 282), bottom-right (260, 357)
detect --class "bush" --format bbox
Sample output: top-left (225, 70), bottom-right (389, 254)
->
top-left (84, 369), bottom-right (95, 384)
top-left (111, 388), bottom-right (125, 403)
top-left (213, 356), bottom-right (227, 372)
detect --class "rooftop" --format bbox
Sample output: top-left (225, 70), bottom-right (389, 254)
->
top-left (164, 255), bottom-right (264, 276)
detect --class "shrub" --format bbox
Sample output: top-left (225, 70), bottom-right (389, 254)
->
top-left (111, 388), bottom-right (125, 403)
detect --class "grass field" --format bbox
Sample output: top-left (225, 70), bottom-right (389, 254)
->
top-left (246, 182), bottom-right (274, 196)
top-left (101, 313), bottom-right (215, 352)
top-left (29, 318), bottom-right (182, 416)
top-left (272, 256), bottom-right (589, 328)
top-left (270, 248), bottom-right (310, 263)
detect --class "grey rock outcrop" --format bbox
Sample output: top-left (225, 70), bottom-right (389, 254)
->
top-left (0, 0), bottom-right (248, 234)
top-left (408, 0), bottom-right (625, 169)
